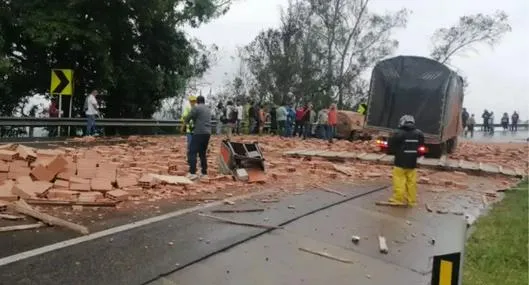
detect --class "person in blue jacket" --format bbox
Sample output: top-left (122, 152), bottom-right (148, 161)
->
top-left (286, 102), bottom-right (296, 137)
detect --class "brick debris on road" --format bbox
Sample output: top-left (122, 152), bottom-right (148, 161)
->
top-left (0, 135), bottom-right (526, 234)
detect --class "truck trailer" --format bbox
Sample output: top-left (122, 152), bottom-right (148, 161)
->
top-left (364, 56), bottom-right (464, 158)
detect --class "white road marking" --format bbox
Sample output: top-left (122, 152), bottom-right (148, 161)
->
top-left (0, 190), bottom-right (273, 267)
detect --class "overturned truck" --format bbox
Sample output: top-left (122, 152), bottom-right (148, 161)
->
top-left (364, 56), bottom-right (464, 158)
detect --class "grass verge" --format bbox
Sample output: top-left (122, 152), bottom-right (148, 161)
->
top-left (463, 179), bottom-right (528, 285)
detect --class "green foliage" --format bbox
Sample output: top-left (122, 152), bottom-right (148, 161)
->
top-left (0, 0), bottom-right (232, 119)
top-left (239, 0), bottom-right (408, 110)
top-left (463, 180), bottom-right (528, 285)
top-left (430, 11), bottom-right (512, 65)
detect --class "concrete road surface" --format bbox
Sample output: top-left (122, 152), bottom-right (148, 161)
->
top-left (0, 182), bottom-right (467, 285)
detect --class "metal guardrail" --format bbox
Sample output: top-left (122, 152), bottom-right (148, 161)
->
top-left (0, 117), bottom-right (184, 127)
top-left (0, 117), bottom-right (527, 128)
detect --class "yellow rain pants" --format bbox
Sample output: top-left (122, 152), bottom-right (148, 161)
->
top-left (390, 167), bottom-right (417, 206)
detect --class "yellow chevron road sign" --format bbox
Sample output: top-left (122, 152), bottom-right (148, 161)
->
top-left (50, 69), bottom-right (73, 95)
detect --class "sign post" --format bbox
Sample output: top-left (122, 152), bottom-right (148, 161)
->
top-left (50, 69), bottom-right (73, 136)
top-left (431, 217), bottom-right (466, 285)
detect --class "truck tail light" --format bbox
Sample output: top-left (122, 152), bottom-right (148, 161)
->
top-left (418, 145), bottom-right (427, 154)
top-left (376, 140), bottom-right (388, 149)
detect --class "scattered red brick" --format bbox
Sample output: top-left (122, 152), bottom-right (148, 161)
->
top-left (0, 172), bottom-right (7, 182)
top-left (0, 136), bottom-right (521, 222)
top-left (47, 189), bottom-right (79, 200)
top-left (0, 150), bottom-right (17, 161)
top-left (30, 165), bottom-right (56, 182)
top-left (91, 178), bottom-right (113, 192)
top-left (12, 181), bottom-right (52, 198)
top-left (418, 177), bottom-right (430, 184)
top-left (47, 156), bottom-right (68, 174)
top-left (54, 179), bottom-right (70, 189)
top-left (0, 162), bottom-right (9, 173)
top-left (123, 186), bottom-right (144, 196)
top-left (56, 171), bottom-right (73, 181)
top-left (8, 166), bottom-right (30, 179)
top-left (77, 167), bottom-right (97, 179)
top-left (31, 157), bottom-right (53, 168)
top-left (16, 176), bottom-right (33, 185)
top-left (78, 192), bottom-right (103, 202)
top-left (16, 145), bottom-right (37, 162)
top-left (106, 190), bottom-right (130, 201)
top-left (271, 172), bottom-right (288, 180)
top-left (116, 176), bottom-right (138, 188)
top-left (366, 172), bottom-right (383, 178)
top-left (0, 180), bottom-right (16, 202)
top-left (139, 174), bottom-right (158, 188)
top-left (36, 149), bottom-right (62, 157)
top-left (69, 176), bottom-right (90, 185)
top-left (96, 163), bottom-right (117, 181)
top-left (70, 183), bottom-right (91, 192)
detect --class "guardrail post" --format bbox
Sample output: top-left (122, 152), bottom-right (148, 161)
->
top-left (431, 216), bottom-right (467, 285)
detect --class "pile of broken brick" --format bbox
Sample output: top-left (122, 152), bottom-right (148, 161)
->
top-left (0, 143), bottom-right (203, 212)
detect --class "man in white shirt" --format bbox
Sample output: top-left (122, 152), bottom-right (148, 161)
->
top-left (84, 90), bottom-right (99, 136)
top-left (235, 100), bottom-right (244, 135)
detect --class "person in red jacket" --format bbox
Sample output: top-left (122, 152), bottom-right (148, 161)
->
top-left (294, 106), bottom-right (304, 137)
top-left (49, 99), bottom-right (59, 118)
top-left (327, 103), bottom-right (337, 143)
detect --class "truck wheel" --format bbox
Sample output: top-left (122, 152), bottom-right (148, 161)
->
top-left (348, 131), bottom-right (359, 141)
top-left (447, 138), bottom-right (458, 154)
top-left (427, 143), bottom-right (446, 158)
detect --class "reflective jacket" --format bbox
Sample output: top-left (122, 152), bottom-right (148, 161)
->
top-left (357, 103), bottom-right (367, 115)
top-left (181, 106), bottom-right (194, 134)
top-left (388, 123), bottom-right (425, 169)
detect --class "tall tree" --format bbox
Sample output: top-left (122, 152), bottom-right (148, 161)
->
top-left (0, 0), bottom-right (233, 119)
top-left (241, 0), bottom-right (406, 110)
top-left (430, 11), bottom-right (511, 65)
top-left (310, 0), bottom-right (408, 108)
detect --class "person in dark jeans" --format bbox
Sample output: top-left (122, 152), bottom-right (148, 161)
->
top-left (269, 104), bottom-right (277, 135)
top-left (294, 106), bottom-right (304, 137)
top-left (511, 111), bottom-right (519, 131)
top-left (302, 103), bottom-right (313, 139)
top-left (481, 110), bottom-right (490, 132)
top-left (461, 108), bottom-right (469, 130)
top-left (84, 90), bottom-right (99, 136)
top-left (184, 95), bottom-right (212, 181)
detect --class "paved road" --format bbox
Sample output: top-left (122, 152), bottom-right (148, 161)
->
top-left (464, 129), bottom-right (528, 143)
top-left (148, 188), bottom-right (467, 285)
top-left (0, 182), bottom-right (467, 285)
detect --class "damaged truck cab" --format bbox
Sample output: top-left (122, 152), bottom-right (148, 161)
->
top-left (364, 56), bottom-right (464, 158)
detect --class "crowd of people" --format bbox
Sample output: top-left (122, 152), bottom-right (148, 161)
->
top-left (461, 108), bottom-right (521, 137)
top-left (212, 100), bottom-right (351, 143)
top-left (179, 95), bottom-right (357, 180)
top-left (182, 94), bottom-right (423, 206)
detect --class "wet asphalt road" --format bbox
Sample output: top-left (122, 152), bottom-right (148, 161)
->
top-left (0, 132), bottom-right (519, 284)
top-left (463, 129), bottom-right (528, 143)
top-left (151, 189), bottom-right (467, 285)
top-left (0, 183), bottom-right (383, 285)
top-left (0, 183), bottom-right (469, 285)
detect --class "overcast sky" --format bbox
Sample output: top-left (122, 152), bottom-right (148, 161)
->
top-left (189, 0), bottom-right (529, 120)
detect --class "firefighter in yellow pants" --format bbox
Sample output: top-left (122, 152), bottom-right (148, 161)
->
top-left (387, 115), bottom-right (424, 206)
top-left (391, 167), bottom-right (417, 206)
